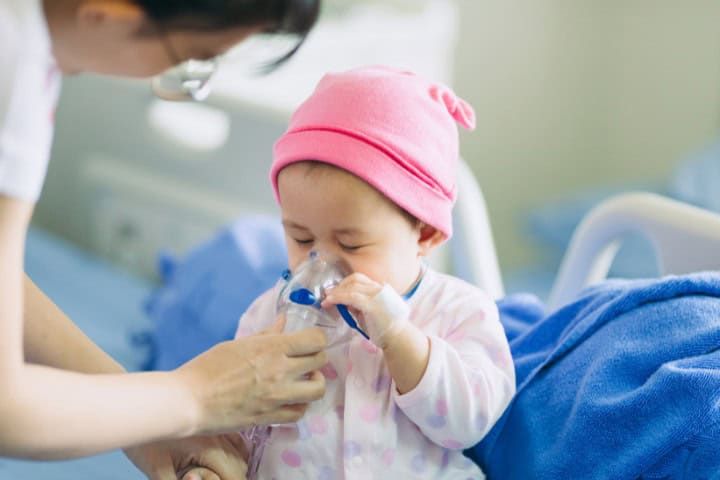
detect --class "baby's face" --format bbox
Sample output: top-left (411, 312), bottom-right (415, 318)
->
top-left (278, 162), bottom-right (427, 294)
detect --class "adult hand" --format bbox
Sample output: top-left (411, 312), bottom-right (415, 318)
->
top-left (175, 327), bottom-right (327, 435)
top-left (125, 434), bottom-right (248, 480)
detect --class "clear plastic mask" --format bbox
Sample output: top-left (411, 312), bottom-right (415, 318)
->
top-left (276, 251), bottom-right (356, 347)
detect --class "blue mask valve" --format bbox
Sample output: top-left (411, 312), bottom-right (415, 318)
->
top-left (288, 288), bottom-right (370, 340)
top-left (289, 288), bottom-right (317, 306)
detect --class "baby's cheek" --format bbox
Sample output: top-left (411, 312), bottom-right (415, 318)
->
top-left (346, 263), bottom-right (385, 285)
top-left (285, 248), bottom-right (309, 270)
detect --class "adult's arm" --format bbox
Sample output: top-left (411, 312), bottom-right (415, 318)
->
top-left (0, 195), bottom-right (326, 460)
top-left (23, 274), bottom-right (127, 373)
top-left (24, 263), bottom-right (252, 480)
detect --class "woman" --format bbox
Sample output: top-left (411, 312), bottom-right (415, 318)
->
top-left (0, 1), bottom-right (326, 479)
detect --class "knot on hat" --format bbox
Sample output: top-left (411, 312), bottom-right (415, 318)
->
top-left (429, 85), bottom-right (476, 131)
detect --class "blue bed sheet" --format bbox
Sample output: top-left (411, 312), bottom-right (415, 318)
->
top-left (469, 273), bottom-right (720, 478)
top-left (0, 226), bottom-right (151, 479)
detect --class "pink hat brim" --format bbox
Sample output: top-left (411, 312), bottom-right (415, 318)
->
top-left (272, 129), bottom-right (454, 239)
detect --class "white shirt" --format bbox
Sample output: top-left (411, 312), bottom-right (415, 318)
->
top-left (0, 0), bottom-right (61, 201)
top-left (236, 268), bottom-right (516, 479)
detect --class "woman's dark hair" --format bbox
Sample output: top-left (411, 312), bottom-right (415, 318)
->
top-left (136, 0), bottom-right (321, 69)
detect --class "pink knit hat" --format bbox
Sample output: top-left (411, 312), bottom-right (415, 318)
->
top-left (271, 65), bottom-right (476, 239)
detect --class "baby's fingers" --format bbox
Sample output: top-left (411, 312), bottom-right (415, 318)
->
top-left (331, 273), bottom-right (381, 292)
top-left (181, 468), bottom-right (220, 480)
top-left (323, 287), bottom-right (375, 310)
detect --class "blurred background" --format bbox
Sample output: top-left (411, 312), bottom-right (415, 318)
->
top-left (6, 1), bottom-right (720, 475)
top-left (455, 0), bottom-right (720, 268)
top-left (34, 0), bottom-right (720, 281)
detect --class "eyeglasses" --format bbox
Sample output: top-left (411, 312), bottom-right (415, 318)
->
top-left (151, 29), bottom-right (301, 102)
top-left (151, 59), bottom-right (218, 102)
top-left (151, 27), bottom-right (218, 102)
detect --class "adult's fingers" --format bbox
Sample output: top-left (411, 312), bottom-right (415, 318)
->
top-left (283, 328), bottom-right (327, 356)
top-left (197, 441), bottom-right (248, 480)
top-left (257, 403), bottom-right (310, 426)
top-left (259, 314), bottom-right (286, 335)
top-left (282, 368), bottom-right (327, 403)
top-left (181, 453), bottom-right (246, 480)
top-left (286, 351), bottom-right (328, 377)
top-left (144, 456), bottom-right (176, 480)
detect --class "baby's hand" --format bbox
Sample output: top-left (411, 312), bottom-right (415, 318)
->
top-left (322, 273), bottom-right (410, 348)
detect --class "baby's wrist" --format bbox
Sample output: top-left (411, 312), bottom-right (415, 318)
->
top-left (378, 321), bottom-right (410, 350)
top-left (366, 284), bottom-right (410, 346)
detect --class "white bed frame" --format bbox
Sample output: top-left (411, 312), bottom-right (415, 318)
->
top-left (453, 164), bottom-right (720, 307)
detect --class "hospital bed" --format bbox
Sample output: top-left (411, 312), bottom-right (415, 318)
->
top-left (5, 164), bottom-right (719, 478)
top-left (453, 163), bottom-right (720, 306)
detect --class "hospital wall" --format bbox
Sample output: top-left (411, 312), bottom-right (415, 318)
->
top-left (454, 0), bottom-right (720, 268)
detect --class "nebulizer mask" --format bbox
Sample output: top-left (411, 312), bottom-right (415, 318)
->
top-left (243, 250), bottom-right (368, 480)
top-left (277, 250), bottom-right (369, 345)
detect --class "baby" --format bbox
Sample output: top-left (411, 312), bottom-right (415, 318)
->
top-left (235, 66), bottom-right (515, 479)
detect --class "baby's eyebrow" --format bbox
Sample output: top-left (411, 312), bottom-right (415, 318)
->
top-left (282, 220), bottom-right (309, 230)
top-left (333, 227), bottom-right (364, 235)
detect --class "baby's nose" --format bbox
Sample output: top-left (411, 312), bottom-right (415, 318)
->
top-left (313, 245), bottom-right (352, 269)
top-left (313, 243), bottom-right (340, 258)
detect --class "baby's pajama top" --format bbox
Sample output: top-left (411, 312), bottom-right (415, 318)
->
top-left (235, 268), bottom-right (515, 479)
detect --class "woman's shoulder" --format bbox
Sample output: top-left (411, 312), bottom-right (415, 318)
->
top-left (0, 0), bottom-right (48, 56)
top-left (0, 4), bottom-right (22, 79)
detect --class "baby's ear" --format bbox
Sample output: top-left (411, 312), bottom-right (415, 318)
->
top-left (417, 223), bottom-right (445, 257)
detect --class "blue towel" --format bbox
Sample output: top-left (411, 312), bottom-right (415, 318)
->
top-left (467, 272), bottom-right (720, 479)
top-left (143, 215), bottom-right (287, 370)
